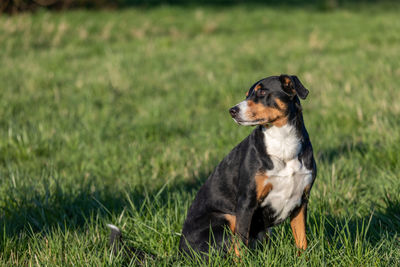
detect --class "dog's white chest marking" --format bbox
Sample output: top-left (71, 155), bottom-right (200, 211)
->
top-left (260, 124), bottom-right (313, 223)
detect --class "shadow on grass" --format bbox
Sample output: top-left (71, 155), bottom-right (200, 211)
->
top-left (313, 139), bottom-right (399, 246)
top-left (1, 163), bottom-right (398, 259)
top-left (0, 170), bottom-right (207, 238)
top-left (115, 0), bottom-right (375, 7)
top-left (0, 178), bottom-right (125, 236)
top-left (309, 194), bottom-right (400, 249)
top-left (116, 0), bottom-right (400, 11)
top-left (4, 0), bottom-right (400, 15)
top-left (317, 139), bottom-right (370, 164)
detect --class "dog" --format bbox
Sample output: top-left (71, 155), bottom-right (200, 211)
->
top-left (179, 74), bottom-right (317, 258)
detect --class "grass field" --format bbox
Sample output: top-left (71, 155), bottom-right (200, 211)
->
top-left (1, 3), bottom-right (400, 266)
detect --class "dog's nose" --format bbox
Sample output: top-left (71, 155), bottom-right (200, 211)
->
top-left (229, 106), bottom-right (239, 117)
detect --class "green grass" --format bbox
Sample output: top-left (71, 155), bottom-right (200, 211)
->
top-left (1, 3), bottom-right (400, 266)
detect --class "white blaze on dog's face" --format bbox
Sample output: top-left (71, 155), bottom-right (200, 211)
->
top-left (229, 75), bottom-right (309, 128)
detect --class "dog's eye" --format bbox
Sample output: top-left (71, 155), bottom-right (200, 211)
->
top-left (256, 89), bottom-right (267, 97)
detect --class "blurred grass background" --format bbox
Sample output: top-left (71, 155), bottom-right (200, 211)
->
top-left (1, 1), bottom-right (400, 266)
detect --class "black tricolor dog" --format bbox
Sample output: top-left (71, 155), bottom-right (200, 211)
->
top-left (179, 74), bottom-right (317, 258)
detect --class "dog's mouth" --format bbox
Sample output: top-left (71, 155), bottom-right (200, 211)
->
top-left (232, 118), bottom-right (269, 126)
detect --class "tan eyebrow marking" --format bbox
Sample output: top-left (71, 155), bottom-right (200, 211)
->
top-left (254, 84), bottom-right (262, 92)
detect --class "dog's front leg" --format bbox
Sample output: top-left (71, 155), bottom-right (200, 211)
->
top-left (290, 185), bottom-right (312, 252)
top-left (290, 202), bottom-right (308, 251)
top-left (233, 194), bottom-right (257, 256)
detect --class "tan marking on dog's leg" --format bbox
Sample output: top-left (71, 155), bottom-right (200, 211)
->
top-left (233, 241), bottom-right (240, 257)
top-left (224, 214), bottom-right (236, 233)
top-left (290, 203), bottom-right (307, 250)
top-left (224, 214), bottom-right (241, 257)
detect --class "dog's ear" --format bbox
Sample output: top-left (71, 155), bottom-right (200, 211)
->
top-left (279, 74), bottom-right (309, 100)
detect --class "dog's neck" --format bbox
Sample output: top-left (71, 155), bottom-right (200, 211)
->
top-left (261, 103), bottom-right (305, 162)
top-left (262, 123), bottom-right (302, 161)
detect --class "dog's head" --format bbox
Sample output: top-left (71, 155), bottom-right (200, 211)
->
top-left (229, 74), bottom-right (309, 127)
